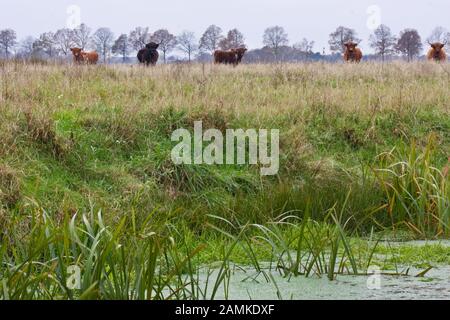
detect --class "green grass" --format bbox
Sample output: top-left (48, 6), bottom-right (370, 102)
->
top-left (0, 61), bottom-right (449, 299)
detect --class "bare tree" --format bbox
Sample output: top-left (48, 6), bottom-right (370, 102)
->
top-left (426, 26), bottom-right (450, 44)
top-left (328, 26), bottom-right (361, 54)
top-left (219, 29), bottom-right (245, 50)
top-left (369, 24), bottom-right (397, 61)
top-left (72, 23), bottom-right (91, 50)
top-left (151, 29), bottom-right (177, 63)
top-left (294, 38), bottom-right (314, 52)
top-left (177, 31), bottom-right (198, 62)
top-left (18, 36), bottom-right (36, 58)
top-left (263, 26), bottom-right (289, 60)
top-left (0, 29), bottom-right (18, 58)
top-left (33, 32), bottom-right (58, 58)
top-left (112, 34), bottom-right (131, 63)
top-left (54, 28), bottom-right (75, 56)
top-left (199, 25), bottom-right (223, 54)
top-left (128, 27), bottom-right (151, 51)
top-left (92, 28), bottom-right (115, 63)
top-left (397, 28), bottom-right (423, 62)
top-left (293, 38), bottom-right (315, 60)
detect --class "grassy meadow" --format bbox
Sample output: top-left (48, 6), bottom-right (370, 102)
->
top-left (0, 60), bottom-right (449, 299)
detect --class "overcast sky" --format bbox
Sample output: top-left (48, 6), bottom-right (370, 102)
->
top-left (1, 0), bottom-right (449, 54)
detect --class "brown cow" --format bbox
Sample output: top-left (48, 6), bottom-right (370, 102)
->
top-left (70, 48), bottom-right (99, 65)
top-left (343, 42), bottom-right (363, 63)
top-left (427, 42), bottom-right (447, 62)
top-left (214, 48), bottom-right (247, 66)
top-left (214, 49), bottom-right (238, 65)
top-left (234, 47), bottom-right (248, 64)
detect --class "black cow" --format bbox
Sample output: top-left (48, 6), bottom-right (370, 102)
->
top-left (138, 42), bottom-right (160, 66)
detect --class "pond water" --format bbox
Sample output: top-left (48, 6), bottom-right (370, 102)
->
top-left (202, 266), bottom-right (450, 300)
top-left (200, 241), bottom-right (450, 300)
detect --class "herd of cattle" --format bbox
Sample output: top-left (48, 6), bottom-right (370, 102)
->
top-left (68, 41), bottom-right (448, 65)
top-left (341, 41), bottom-right (447, 62)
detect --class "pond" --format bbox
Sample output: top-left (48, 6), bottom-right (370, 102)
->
top-left (198, 241), bottom-right (450, 300)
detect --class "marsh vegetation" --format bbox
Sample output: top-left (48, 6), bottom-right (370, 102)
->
top-left (0, 61), bottom-right (449, 299)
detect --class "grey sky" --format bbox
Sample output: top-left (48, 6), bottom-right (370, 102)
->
top-left (1, 0), bottom-right (449, 54)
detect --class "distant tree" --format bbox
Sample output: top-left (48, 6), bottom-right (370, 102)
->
top-left (199, 25), bottom-right (223, 54)
top-left (397, 28), bottom-right (422, 62)
top-left (72, 23), bottom-right (91, 50)
top-left (294, 38), bottom-right (314, 52)
top-left (426, 26), bottom-right (450, 44)
top-left (328, 26), bottom-right (360, 54)
top-left (0, 29), bottom-right (18, 58)
top-left (263, 26), bottom-right (289, 60)
top-left (33, 32), bottom-right (58, 58)
top-left (219, 28), bottom-right (245, 50)
top-left (128, 27), bottom-right (151, 51)
top-left (177, 31), bottom-right (198, 62)
top-left (151, 29), bottom-right (177, 63)
top-left (369, 24), bottom-right (397, 61)
top-left (18, 36), bottom-right (36, 58)
top-left (112, 34), bottom-right (131, 62)
top-left (92, 28), bottom-right (115, 63)
top-left (293, 38), bottom-right (315, 61)
top-left (54, 28), bottom-right (75, 56)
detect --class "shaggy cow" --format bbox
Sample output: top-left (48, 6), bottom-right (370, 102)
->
top-left (427, 42), bottom-right (447, 62)
top-left (343, 42), bottom-right (363, 63)
top-left (214, 50), bottom-right (237, 65)
top-left (137, 42), bottom-right (160, 66)
top-left (234, 47), bottom-right (248, 64)
top-left (214, 48), bottom-right (247, 65)
top-left (70, 48), bottom-right (99, 65)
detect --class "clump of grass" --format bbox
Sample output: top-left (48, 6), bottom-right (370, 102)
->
top-left (0, 164), bottom-right (21, 208)
top-left (0, 207), bottom-right (7, 231)
top-left (150, 107), bottom-right (189, 136)
top-left (23, 110), bottom-right (70, 159)
top-left (374, 134), bottom-right (450, 238)
top-left (152, 159), bottom-right (258, 195)
top-left (0, 112), bottom-right (20, 157)
top-left (80, 110), bottom-right (142, 150)
top-left (185, 107), bottom-right (231, 134)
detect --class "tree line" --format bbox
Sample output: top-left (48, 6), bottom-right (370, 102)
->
top-left (0, 24), bottom-right (449, 63)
